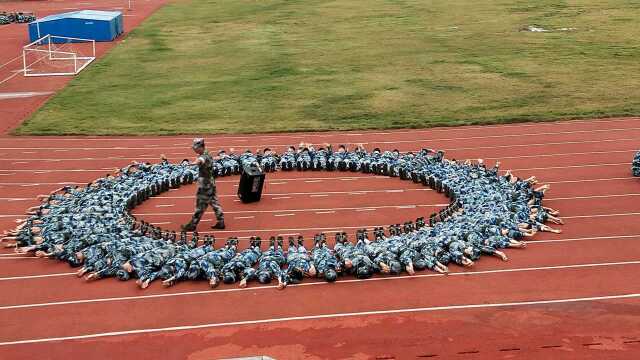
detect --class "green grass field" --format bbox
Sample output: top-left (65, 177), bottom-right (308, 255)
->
top-left (16, 0), bottom-right (640, 135)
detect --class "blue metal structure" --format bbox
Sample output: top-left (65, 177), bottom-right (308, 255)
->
top-left (28, 10), bottom-right (123, 42)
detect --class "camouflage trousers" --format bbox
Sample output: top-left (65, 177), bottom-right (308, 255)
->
top-left (190, 182), bottom-right (224, 225)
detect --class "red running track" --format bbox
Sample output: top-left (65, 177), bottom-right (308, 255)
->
top-left (1, 117), bottom-right (640, 359)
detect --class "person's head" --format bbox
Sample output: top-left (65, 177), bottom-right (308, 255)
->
top-left (67, 253), bottom-right (82, 267)
top-left (289, 268), bottom-right (304, 282)
top-left (356, 266), bottom-right (372, 279)
top-left (258, 271), bottom-right (272, 284)
top-left (116, 269), bottom-right (130, 281)
top-left (192, 138), bottom-right (205, 155)
top-left (263, 147), bottom-right (271, 155)
top-left (223, 272), bottom-right (236, 284)
top-left (414, 259), bottom-right (427, 271)
top-left (288, 146), bottom-right (295, 152)
top-left (187, 264), bottom-right (201, 280)
top-left (338, 145), bottom-right (346, 153)
top-left (389, 260), bottom-right (402, 274)
top-left (324, 268), bottom-right (337, 282)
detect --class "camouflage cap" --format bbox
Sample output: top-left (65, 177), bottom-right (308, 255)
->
top-left (192, 138), bottom-right (205, 149)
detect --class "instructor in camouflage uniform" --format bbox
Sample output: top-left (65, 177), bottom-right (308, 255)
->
top-left (181, 138), bottom-right (225, 231)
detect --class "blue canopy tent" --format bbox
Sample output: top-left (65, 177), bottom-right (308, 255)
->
top-left (28, 10), bottom-right (123, 42)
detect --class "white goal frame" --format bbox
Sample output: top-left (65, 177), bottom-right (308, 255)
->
top-left (22, 34), bottom-right (96, 77)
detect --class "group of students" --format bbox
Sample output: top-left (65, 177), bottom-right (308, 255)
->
top-left (633, 151), bottom-right (640, 177)
top-left (1, 142), bottom-right (563, 289)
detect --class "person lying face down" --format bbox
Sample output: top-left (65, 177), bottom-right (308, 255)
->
top-left (279, 146), bottom-right (297, 170)
top-left (121, 243), bottom-right (180, 289)
top-left (333, 232), bottom-right (379, 279)
top-left (311, 234), bottom-right (340, 282)
top-left (159, 241), bottom-right (216, 287)
top-left (220, 239), bottom-right (262, 287)
top-left (187, 237), bottom-right (238, 288)
top-left (81, 236), bottom-right (163, 281)
top-left (282, 236), bottom-right (316, 287)
top-left (360, 231), bottom-right (399, 275)
top-left (242, 237), bottom-right (287, 289)
top-left (446, 239), bottom-right (475, 267)
top-left (259, 148), bottom-right (279, 172)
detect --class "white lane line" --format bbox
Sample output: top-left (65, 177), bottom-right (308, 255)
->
top-left (5, 207), bottom-right (639, 220)
top-left (512, 162), bottom-right (627, 172)
top-left (131, 204), bottom-right (438, 216)
top-left (483, 148), bottom-right (639, 161)
top-left (12, 162), bottom-right (28, 165)
top-left (234, 216), bottom-right (255, 220)
top-left (274, 213), bottom-right (295, 217)
top-left (2, 147), bottom-right (638, 164)
top-left (442, 137), bottom-right (639, 152)
top-left (315, 211), bottom-right (335, 214)
top-left (546, 193), bottom-right (640, 201)
top-left (309, 194), bottom-right (329, 197)
top-left (356, 208), bottom-right (376, 212)
top-left (271, 196), bottom-right (291, 200)
top-left (548, 176), bottom-right (635, 184)
top-left (3, 125), bottom-right (640, 151)
top-left (1, 117), bottom-right (635, 144)
top-left (564, 212), bottom-right (640, 219)
top-left (0, 160), bottom-right (632, 177)
top-left (3, 292), bottom-right (638, 346)
top-left (154, 204), bottom-right (175, 208)
top-left (194, 213), bottom-right (640, 234)
top-left (0, 173), bottom-right (15, 176)
top-left (304, 180), bottom-right (323, 183)
top-left (530, 234), bottom-right (640, 244)
top-left (270, 182), bottom-right (288, 185)
top-left (1, 234), bottom-right (636, 279)
top-left (1, 260), bottom-right (639, 310)
top-left (0, 273), bottom-right (77, 281)
top-left (150, 222), bottom-right (172, 225)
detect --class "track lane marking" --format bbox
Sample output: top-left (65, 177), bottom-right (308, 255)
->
top-left (2, 126), bottom-right (640, 151)
top-left (0, 117), bottom-right (637, 145)
top-left (0, 260), bottom-right (638, 310)
top-left (1, 292), bottom-right (639, 346)
top-left (1, 147), bottom-right (638, 164)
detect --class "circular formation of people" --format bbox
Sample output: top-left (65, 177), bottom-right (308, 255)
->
top-left (2, 141), bottom-right (568, 291)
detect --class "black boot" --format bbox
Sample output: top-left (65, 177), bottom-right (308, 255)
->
top-left (181, 222), bottom-right (196, 232)
top-left (211, 219), bottom-right (225, 229)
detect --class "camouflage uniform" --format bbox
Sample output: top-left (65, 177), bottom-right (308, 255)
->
top-left (189, 150), bottom-right (224, 227)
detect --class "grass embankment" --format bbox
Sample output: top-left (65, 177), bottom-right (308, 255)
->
top-left (16, 0), bottom-right (640, 135)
